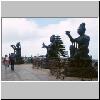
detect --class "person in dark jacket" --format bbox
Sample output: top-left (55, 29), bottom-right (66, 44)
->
top-left (9, 53), bottom-right (15, 71)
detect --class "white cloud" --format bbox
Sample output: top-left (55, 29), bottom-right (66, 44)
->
top-left (2, 18), bottom-right (38, 43)
top-left (2, 18), bottom-right (98, 59)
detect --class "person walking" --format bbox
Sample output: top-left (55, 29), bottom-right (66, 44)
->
top-left (9, 53), bottom-right (11, 65)
top-left (9, 53), bottom-right (15, 71)
top-left (3, 55), bottom-right (9, 69)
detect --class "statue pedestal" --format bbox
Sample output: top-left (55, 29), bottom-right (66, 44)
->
top-left (64, 58), bottom-right (98, 79)
top-left (15, 57), bottom-right (24, 64)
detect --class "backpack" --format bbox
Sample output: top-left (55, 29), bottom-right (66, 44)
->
top-left (10, 54), bottom-right (15, 61)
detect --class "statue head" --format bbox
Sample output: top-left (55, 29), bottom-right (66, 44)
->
top-left (50, 35), bottom-right (55, 42)
top-left (5, 55), bottom-right (8, 57)
top-left (16, 42), bottom-right (21, 48)
top-left (77, 23), bottom-right (86, 36)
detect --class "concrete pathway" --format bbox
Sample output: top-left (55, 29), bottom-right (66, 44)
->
top-left (1, 64), bottom-right (63, 81)
top-left (1, 64), bottom-right (97, 81)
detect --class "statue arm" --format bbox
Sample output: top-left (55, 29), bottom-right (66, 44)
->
top-left (42, 42), bottom-right (48, 48)
top-left (68, 34), bottom-right (75, 42)
top-left (65, 31), bottom-right (75, 42)
top-left (11, 45), bottom-right (16, 50)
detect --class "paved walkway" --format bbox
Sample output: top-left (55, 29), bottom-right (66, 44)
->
top-left (1, 64), bottom-right (56, 81)
top-left (1, 64), bottom-right (98, 81)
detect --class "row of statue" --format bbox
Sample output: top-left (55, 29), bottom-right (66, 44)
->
top-left (42, 23), bottom-right (90, 60)
top-left (10, 23), bottom-right (98, 79)
top-left (11, 23), bottom-right (91, 64)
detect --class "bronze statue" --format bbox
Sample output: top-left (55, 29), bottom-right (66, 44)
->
top-left (42, 35), bottom-right (66, 59)
top-left (65, 23), bottom-right (90, 59)
top-left (11, 42), bottom-right (21, 64)
top-left (42, 35), bottom-right (56, 58)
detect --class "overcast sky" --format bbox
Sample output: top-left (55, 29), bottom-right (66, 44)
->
top-left (2, 18), bottom-right (98, 59)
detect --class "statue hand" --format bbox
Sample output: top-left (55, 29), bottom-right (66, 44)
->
top-left (42, 42), bottom-right (45, 48)
top-left (65, 31), bottom-right (70, 36)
